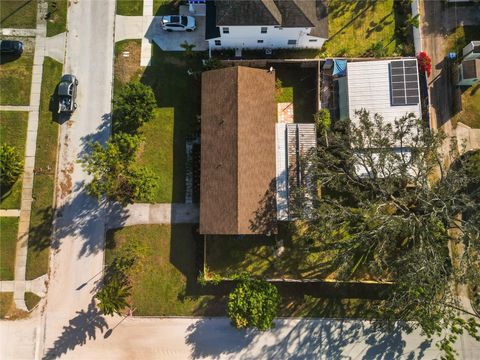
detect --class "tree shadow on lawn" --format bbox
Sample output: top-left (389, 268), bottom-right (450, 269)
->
top-left (139, 45), bottom-right (202, 203)
top-left (185, 316), bottom-right (433, 360)
top-left (42, 298), bottom-right (108, 360)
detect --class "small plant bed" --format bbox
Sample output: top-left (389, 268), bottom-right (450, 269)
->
top-left (153, 0), bottom-right (178, 16)
top-left (117, 0), bottom-right (143, 16)
top-left (106, 224), bottom-right (226, 316)
top-left (46, 0), bottom-right (67, 37)
top-left (0, 111), bottom-right (28, 209)
top-left (0, 0), bottom-right (38, 29)
top-left (0, 217), bottom-right (19, 280)
top-left (24, 292), bottom-right (41, 311)
top-left (26, 57), bottom-right (62, 280)
top-left (323, 0), bottom-right (413, 57)
top-left (274, 64), bottom-right (317, 123)
top-left (205, 223), bottom-right (386, 282)
top-left (0, 45), bottom-right (33, 105)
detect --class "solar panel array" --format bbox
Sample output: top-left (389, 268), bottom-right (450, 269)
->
top-left (390, 60), bottom-right (419, 106)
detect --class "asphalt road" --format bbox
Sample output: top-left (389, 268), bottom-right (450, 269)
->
top-left (35, 316), bottom-right (480, 360)
top-left (40, 0), bottom-right (115, 358)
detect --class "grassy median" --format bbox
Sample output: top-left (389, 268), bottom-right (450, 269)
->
top-left (26, 57), bottom-right (61, 280)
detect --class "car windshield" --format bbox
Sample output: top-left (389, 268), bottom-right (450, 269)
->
top-left (181, 17), bottom-right (188, 26)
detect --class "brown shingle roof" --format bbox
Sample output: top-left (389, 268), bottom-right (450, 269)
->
top-left (200, 66), bottom-right (277, 235)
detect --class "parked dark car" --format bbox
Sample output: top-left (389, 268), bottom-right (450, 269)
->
top-left (58, 74), bottom-right (78, 114)
top-left (0, 40), bottom-right (23, 55)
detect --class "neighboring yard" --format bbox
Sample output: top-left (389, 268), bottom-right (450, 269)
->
top-left (0, 0), bottom-right (37, 29)
top-left (322, 0), bottom-right (411, 57)
top-left (0, 217), bottom-right (18, 280)
top-left (46, 0), bottom-right (67, 37)
top-left (445, 26), bottom-right (480, 57)
top-left (454, 84), bottom-right (480, 129)
top-left (0, 46), bottom-right (33, 105)
top-left (274, 64), bottom-right (317, 123)
top-left (26, 57), bottom-right (61, 280)
top-left (0, 111), bottom-right (28, 209)
top-left (114, 41), bottom-right (201, 203)
top-left (117, 0), bottom-right (143, 16)
top-left (106, 225), bottom-right (225, 316)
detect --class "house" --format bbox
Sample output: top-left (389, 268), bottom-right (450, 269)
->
top-left (200, 66), bottom-right (317, 235)
top-left (336, 59), bottom-right (422, 125)
top-left (205, 0), bottom-right (328, 51)
top-left (458, 41), bottom-right (480, 86)
top-left (200, 66), bottom-right (277, 235)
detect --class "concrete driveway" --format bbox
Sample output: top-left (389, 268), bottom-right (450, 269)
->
top-left (147, 5), bottom-right (208, 51)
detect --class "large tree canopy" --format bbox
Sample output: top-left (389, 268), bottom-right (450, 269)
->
top-left (80, 133), bottom-right (158, 205)
top-left (295, 110), bottom-right (479, 356)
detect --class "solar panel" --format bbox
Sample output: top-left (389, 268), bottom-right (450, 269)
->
top-left (390, 60), bottom-right (419, 106)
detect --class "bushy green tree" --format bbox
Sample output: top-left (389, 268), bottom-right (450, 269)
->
top-left (228, 275), bottom-right (280, 331)
top-left (80, 133), bottom-right (157, 205)
top-left (113, 82), bottom-right (157, 134)
top-left (0, 143), bottom-right (23, 187)
top-left (295, 109), bottom-right (480, 358)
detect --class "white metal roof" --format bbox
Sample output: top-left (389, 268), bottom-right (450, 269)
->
top-left (347, 60), bottom-right (421, 125)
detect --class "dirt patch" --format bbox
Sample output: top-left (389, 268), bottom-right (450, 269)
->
top-left (59, 162), bottom-right (73, 199)
top-left (115, 41), bottom-right (143, 86)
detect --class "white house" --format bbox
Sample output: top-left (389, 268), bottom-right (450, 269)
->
top-left (205, 0), bottom-right (328, 50)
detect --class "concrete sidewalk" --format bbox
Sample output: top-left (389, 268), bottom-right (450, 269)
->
top-left (106, 203), bottom-right (199, 229)
top-left (0, 105), bottom-right (33, 111)
top-left (13, 1), bottom-right (48, 311)
top-left (0, 274), bottom-right (48, 297)
top-left (0, 209), bottom-right (20, 217)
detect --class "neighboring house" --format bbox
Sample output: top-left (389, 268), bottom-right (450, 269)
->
top-left (337, 59), bottom-right (422, 125)
top-left (334, 59), bottom-right (422, 178)
top-left (205, 0), bottom-right (328, 50)
top-left (458, 41), bottom-right (480, 86)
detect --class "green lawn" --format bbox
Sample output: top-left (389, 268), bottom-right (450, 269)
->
top-left (117, 0), bottom-right (143, 16)
top-left (114, 43), bottom-right (201, 203)
top-left (106, 225), bottom-right (225, 316)
top-left (206, 223), bottom-right (382, 282)
top-left (274, 65), bottom-right (316, 123)
top-left (25, 292), bottom-right (40, 310)
top-left (137, 108), bottom-right (176, 203)
top-left (0, 292), bottom-right (13, 318)
top-left (0, 50), bottom-right (33, 105)
top-left (0, 217), bottom-right (18, 280)
top-left (153, 0), bottom-right (178, 16)
top-left (0, 111), bottom-right (28, 209)
top-left (322, 0), bottom-right (404, 57)
top-left (46, 0), bottom-right (67, 37)
top-left (0, 0), bottom-right (37, 29)
top-left (445, 26), bottom-right (480, 56)
top-left (26, 57), bottom-right (61, 280)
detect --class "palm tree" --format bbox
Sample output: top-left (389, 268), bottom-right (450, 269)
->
top-left (96, 278), bottom-right (130, 316)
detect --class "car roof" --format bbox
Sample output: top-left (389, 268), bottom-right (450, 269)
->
top-left (58, 82), bottom-right (71, 95)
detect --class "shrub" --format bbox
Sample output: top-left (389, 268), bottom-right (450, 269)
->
top-left (228, 276), bottom-right (280, 331)
top-left (0, 143), bottom-right (23, 187)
